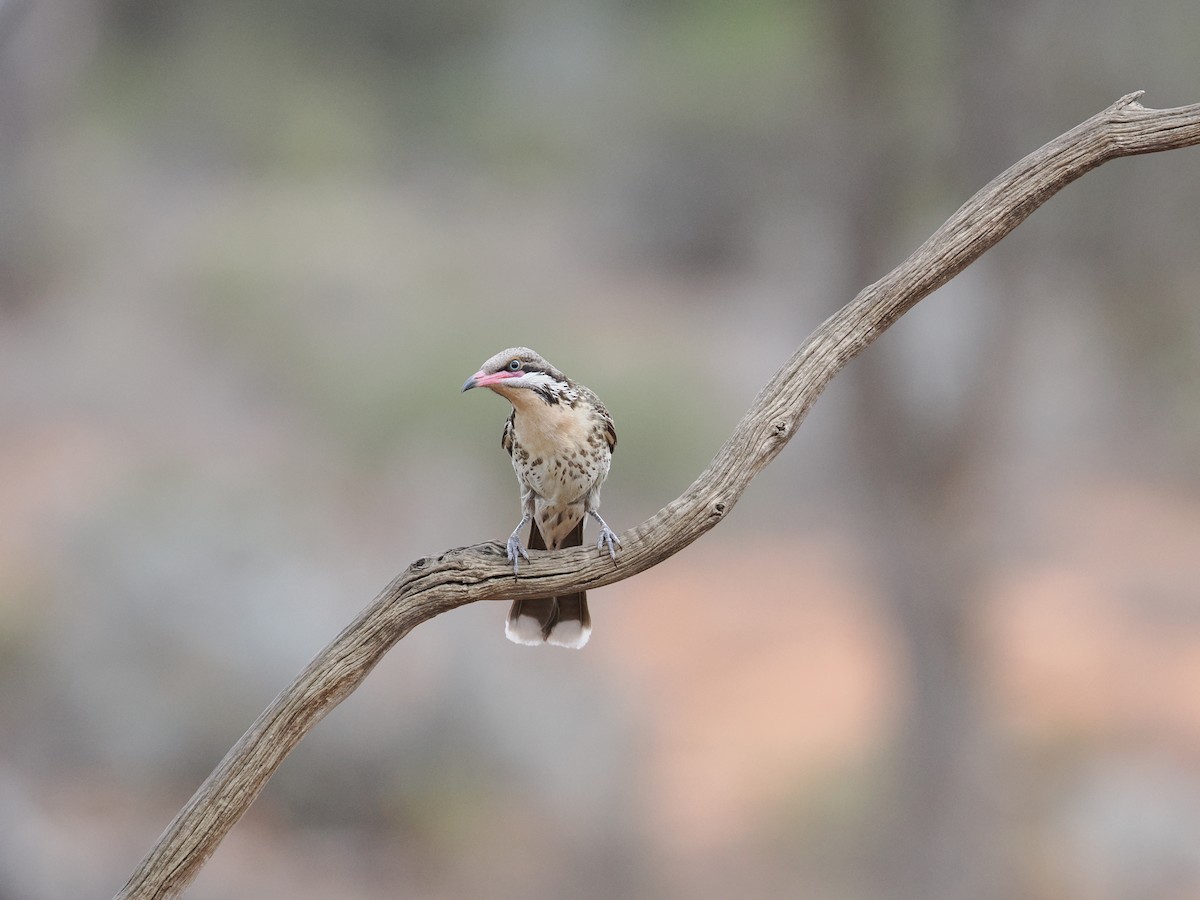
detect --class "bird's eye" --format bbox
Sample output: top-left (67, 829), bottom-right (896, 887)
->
top-left (507, 359), bottom-right (522, 371)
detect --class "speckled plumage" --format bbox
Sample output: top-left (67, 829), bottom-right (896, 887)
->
top-left (462, 347), bottom-right (619, 648)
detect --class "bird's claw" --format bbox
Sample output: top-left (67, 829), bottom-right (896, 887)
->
top-left (596, 526), bottom-right (621, 561)
top-left (506, 534), bottom-right (530, 573)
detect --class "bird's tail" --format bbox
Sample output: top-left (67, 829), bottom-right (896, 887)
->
top-left (505, 518), bottom-right (591, 648)
top-left (505, 593), bottom-right (590, 648)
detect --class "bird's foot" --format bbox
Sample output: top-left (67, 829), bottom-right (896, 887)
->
top-left (596, 525), bottom-right (621, 561)
top-left (506, 533), bottom-right (530, 573)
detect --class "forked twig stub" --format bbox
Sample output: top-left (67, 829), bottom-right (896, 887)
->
top-left (116, 93), bottom-right (1200, 900)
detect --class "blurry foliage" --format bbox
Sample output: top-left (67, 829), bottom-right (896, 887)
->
top-left (106, 0), bottom-right (498, 63)
top-left (625, 0), bottom-right (822, 126)
top-left (85, 10), bottom-right (395, 174)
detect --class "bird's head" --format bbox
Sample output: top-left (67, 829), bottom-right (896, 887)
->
top-left (461, 347), bottom-right (569, 398)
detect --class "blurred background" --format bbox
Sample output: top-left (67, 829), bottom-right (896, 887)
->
top-left (2, 1), bottom-right (1200, 897)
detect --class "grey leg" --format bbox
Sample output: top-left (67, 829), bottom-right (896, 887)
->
top-left (588, 509), bottom-right (621, 561)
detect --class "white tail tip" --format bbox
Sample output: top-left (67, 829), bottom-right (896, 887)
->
top-left (546, 619), bottom-right (590, 649)
top-left (505, 614), bottom-right (546, 646)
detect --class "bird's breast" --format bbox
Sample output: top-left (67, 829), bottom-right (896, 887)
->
top-left (510, 404), bottom-right (609, 505)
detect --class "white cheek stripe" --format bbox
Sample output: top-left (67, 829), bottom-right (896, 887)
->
top-left (518, 371), bottom-right (568, 392)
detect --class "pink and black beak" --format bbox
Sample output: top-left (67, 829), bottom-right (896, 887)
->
top-left (461, 369), bottom-right (519, 392)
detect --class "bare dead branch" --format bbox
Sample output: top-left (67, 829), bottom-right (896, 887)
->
top-left (116, 93), bottom-right (1200, 899)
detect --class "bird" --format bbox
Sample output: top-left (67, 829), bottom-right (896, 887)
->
top-left (462, 347), bottom-right (620, 648)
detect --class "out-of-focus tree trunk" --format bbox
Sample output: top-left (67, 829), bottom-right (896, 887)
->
top-left (0, 0), bottom-right (99, 311)
top-left (825, 1), bottom-right (1034, 897)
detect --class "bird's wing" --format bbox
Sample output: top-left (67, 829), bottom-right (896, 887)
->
top-left (584, 391), bottom-right (617, 452)
top-left (602, 415), bottom-right (616, 453)
top-left (501, 410), bottom-right (515, 455)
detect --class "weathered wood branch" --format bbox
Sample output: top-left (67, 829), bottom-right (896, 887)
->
top-left (117, 93), bottom-right (1200, 899)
